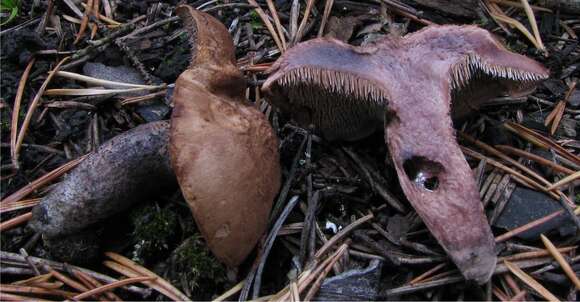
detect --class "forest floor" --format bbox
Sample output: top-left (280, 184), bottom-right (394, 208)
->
top-left (0, 0), bottom-right (579, 301)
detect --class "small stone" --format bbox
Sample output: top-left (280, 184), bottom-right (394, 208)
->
top-left (83, 62), bottom-right (147, 88)
top-left (559, 118), bottom-right (577, 138)
top-left (135, 103), bottom-right (170, 122)
top-left (83, 62), bottom-right (169, 122)
top-left (522, 111), bottom-right (549, 132)
top-left (530, 148), bottom-right (556, 176)
top-left (494, 187), bottom-right (576, 240)
top-left (541, 79), bottom-right (567, 96)
top-left (568, 89), bottom-right (580, 107)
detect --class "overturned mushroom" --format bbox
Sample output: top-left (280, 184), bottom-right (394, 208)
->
top-left (30, 6), bottom-right (281, 268)
top-left (263, 25), bottom-right (549, 283)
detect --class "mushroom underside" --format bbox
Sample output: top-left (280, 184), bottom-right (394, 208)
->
top-left (268, 67), bottom-right (389, 141)
top-left (270, 53), bottom-right (548, 135)
top-left (279, 82), bottom-right (386, 141)
top-left (450, 56), bottom-right (547, 118)
top-left (265, 57), bottom-right (547, 283)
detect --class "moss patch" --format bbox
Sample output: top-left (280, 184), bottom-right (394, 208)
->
top-left (165, 235), bottom-right (227, 300)
top-left (129, 204), bottom-right (178, 263)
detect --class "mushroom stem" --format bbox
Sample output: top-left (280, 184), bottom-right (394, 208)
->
top-left (30, 121), bottom-right (175, 238)
top-left (29, 6), bottom-right (281, 270)
top-left (385, 95), bottom-right (496, 283)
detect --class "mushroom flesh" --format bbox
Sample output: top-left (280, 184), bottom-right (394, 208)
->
top-left (170, 5), bottom-right (281, 266)
top-left (30, 6), bottom-right (281, 268)
top-left (263, 25), bottom-right (549, 283)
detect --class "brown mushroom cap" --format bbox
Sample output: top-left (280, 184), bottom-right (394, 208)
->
top-left (262, 25), bottom-right (548, 283)
top-left (171, 6), bottom-right (281, 266)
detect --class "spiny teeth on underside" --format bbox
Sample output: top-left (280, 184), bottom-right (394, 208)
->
top-left (450, 55), bottom-right (546, 91)
top-left (277, 68), bottom-right (387, 104)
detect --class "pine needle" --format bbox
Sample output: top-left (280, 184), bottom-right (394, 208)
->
top-left (504, 260), bottom-right (559, 301)
top-left (540, 234), bottom-right (580, 289)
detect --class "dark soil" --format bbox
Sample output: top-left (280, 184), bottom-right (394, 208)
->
top-left (1, 1), bottom-right (578, 301)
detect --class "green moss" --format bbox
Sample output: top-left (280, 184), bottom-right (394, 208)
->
top-left (129, 204), bottom-right (178, 263)
top-left (168, 235), bottom-right (227, 297)
top-left (0, 0), bottom-right (19, 25)
top-left (250, 10), bottom-right (262, 30)
top-left (472, 19), bottom-right (487, 27)
top-left (1, 119), bottom-right (10, 132)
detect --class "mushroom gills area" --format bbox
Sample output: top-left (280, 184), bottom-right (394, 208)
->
top-left (450, 56), bottom-right (548, 118)
top-left (280, 81), bottom-right (387, 141)
top-left (450, 54), bottom-right (547, 91)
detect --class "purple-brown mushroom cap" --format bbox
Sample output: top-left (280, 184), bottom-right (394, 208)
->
top-left (263, 25), bottom-right (548, 283)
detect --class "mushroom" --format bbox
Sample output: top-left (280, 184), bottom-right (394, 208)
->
top-left (169, 5), bottom-right (281, 266)
top-left (30, 121), bottom-right (175, 238)
top-left (262, 25), bottom-right (549, 283)
top-left (30, 6), bottom-right (281, 268)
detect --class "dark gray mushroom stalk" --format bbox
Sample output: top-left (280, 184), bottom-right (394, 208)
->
top-left (30, 121), bottom-right (175, 237)
top-left (263, 25), bottom-right (549, 284)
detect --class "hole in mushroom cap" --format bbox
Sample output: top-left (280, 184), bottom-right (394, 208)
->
top-left (402, 156), bottom-right (444, 192)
